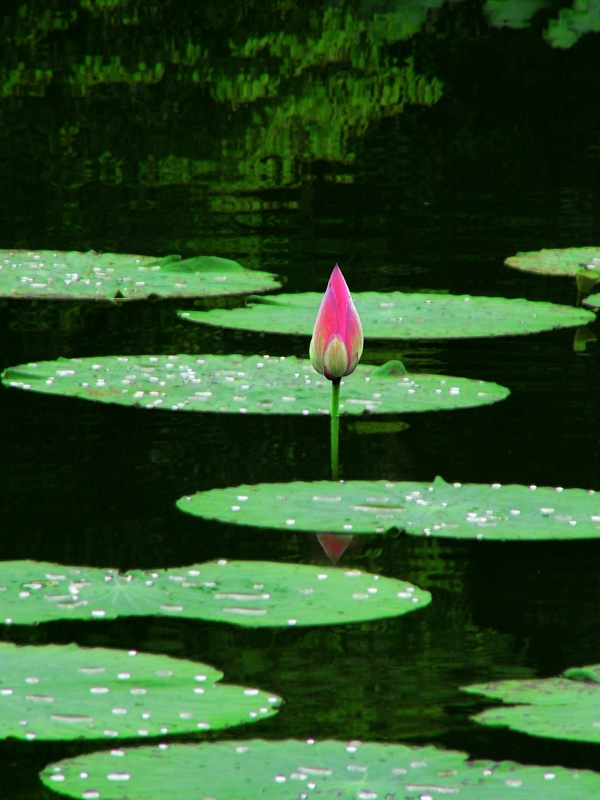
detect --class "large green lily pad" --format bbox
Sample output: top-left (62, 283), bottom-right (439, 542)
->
top-left (505, 247), bottom-right (600, 279)
top-left (0, 560), bottom-right (430, 628)
top-left (0, 250), bottom-right (281, 300)
top-left (463, 665), bottom-right (600, 744)
top-left (1, 355), bottom-right (510, 415)
top-left (178, 291), bottom-right (594, 338)
top-left (40, 739), bottom-right (600, 800)
top-left (177, 476), bottom-right (600, 541)
top-left (0, 643), bottom-right (280, 741)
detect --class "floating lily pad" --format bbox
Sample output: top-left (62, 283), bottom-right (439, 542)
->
top-left (505, 247), bottom-right (600, 279)
top-left (582, 293), bottom-right (600, 310)
top-left (0, 250), bottom-right (281, 300)
top-left (463, 665), bottom-right (600, 744)
top-left (40, 738), bottom-right (600, 800)
top-left (177, 476), bottom-right (600, 541)
top-left (1, 355), bottom-right (509, 415)
top-left (178, 291), bottom-right (594, 338)
top-left (0, 560), bottom-right (430, 628)
top-left (0, 643), bottom-right (280, 741)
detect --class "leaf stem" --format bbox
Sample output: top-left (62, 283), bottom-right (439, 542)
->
top-left (331, 378), bottom-right (341, 481)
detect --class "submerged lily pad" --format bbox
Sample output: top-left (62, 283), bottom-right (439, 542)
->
top-left (0, 250), bottom-right (280, 300)
top-left (177, 476), bottom-right (600, 541)
top-left (505, 247), bottom-right (600, 279)
top-left (0, 560), bottom-right (430, 628)
top-left (347, 419), bottom-right (410, 435)
top-left (0, 643), bottom-right (280, 741)
top-left (40, 738), bottom-right (600, 800)
top-left (463, 665), bottom-right (600, 744)
top-left (1, 355), bottom-right (509, 415)
top-left (178, 291), bottom-right (594, 338)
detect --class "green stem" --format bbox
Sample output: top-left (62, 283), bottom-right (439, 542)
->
top-left (331, 378), bottom-right (341, 481)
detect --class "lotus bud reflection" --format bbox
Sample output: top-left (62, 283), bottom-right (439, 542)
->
top-left (317, 532), bottom-right (355, 564)
top-left (309, 265), bottom-right (363, 381)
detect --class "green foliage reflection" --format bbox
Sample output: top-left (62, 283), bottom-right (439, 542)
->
top-left (0, 0), bottom-right (443, 197)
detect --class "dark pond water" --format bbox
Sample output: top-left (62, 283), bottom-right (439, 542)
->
top-left (0, 1), bottom-right (599, 797)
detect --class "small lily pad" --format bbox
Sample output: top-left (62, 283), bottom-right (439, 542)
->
top-left (0, 560), bottom-right (431, 628)
top-left (462, 665), bottom-right (600, 744)
top-left (40, 738), bottom-right (600, 800)
top-left (177, 477), bottom-right (600, 541)
top-left (178, 291), bottom-right (594, 338)
top-left (582, 293), bottom-right (600, 310)
top-left (1, 354), bottom-right (509, 415)
top-left (505, 247), bottom-right (600, 279)
top-left (0, 643), bottom-right (280, 741)
top-left (0, 250), bottom-right (281, 300)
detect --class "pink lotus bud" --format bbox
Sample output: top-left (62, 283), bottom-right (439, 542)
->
top-left (309, 265), bottom-right (363, 380)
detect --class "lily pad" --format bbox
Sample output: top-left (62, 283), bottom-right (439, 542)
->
top-left (1, 355), bottom-right (510, 415)
top-left (462, 665), bottom-right (600, 744)
top-left (40, 738), bottom-right (600, 800)
top-left (505, 247), bottom-right (600, 279)
top-left (178, 291), bottom-right (594, 338)
top-left (0, 250), bottom-right (281, 300)
top-left (0, 560), bottom-right (431, 628)
top-left (177, 476), bottom-right (600, 541)
top-left (0, 643), bottom-right (280, 741)
top-left (582, 293), bottom-right (600, 310)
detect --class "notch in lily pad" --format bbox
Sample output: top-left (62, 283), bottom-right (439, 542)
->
top-left (177, 476), bottom-right (600, 541)
top-left (1, 354), bottom-right (509, 415)
top-left (0, 250), bottom-right (281, 301)
top-left (0, 560), bottom-right (431, 628)
top-left (0, 642), bottom-right (280, 741)
top-left (40, 738), bottom-right (600, 799)
top-left (178, 290), bottom-right (595, 338)
top-left (462, 664), bottom-right (600, 744)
